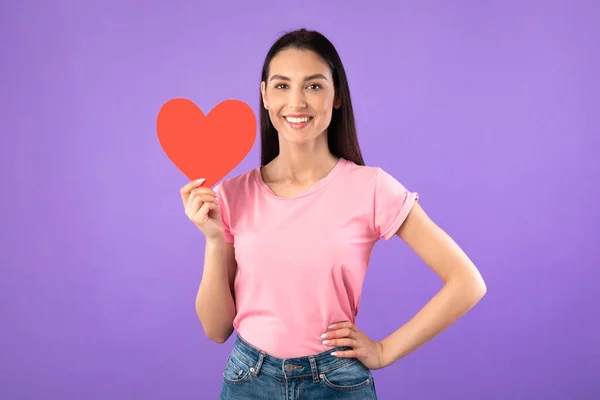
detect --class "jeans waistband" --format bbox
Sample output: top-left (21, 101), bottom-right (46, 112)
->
top-left (231, 333), bottom-right (358, 382)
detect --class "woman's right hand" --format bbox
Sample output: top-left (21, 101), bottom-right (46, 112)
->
top-left (180, 178), bottom-right (225, 241)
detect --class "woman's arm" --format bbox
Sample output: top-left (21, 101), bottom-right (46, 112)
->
top-left (195, 239), bottom-right (238, 344)
top-left (380, 202), bottom-right (487, 367)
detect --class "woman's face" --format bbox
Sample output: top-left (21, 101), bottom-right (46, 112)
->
top-left (261, 48), bottom-right (340, 146)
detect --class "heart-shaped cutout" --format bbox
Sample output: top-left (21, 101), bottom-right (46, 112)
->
top-left (157, 98), bottom-right (257, 188)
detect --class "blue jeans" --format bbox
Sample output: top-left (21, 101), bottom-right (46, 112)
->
top-left (219, 334), bottom-right (378, 399)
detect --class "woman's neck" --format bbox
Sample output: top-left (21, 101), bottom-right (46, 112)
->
top-left (264, 138), bottom-right (339, 184)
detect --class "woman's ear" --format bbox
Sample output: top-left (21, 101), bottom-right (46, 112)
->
top-left (333, 96), bottom-right (342, 109)
top-left (261, 81), bottom-right (268, 109)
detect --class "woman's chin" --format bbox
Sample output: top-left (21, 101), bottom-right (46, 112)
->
top-left (279, 134), bottom-right (330, 150)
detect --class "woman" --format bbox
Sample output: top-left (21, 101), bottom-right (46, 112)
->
top-left (180, 29), bottom-right (487, 399)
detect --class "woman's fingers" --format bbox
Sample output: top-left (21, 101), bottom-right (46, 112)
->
top-left (185, 192), bottom-right (201, 216)
top-left (190, 192), bottom-right (218, 203)
top-left (186, 193), bottom-right (218, 217)
top-left (190, 187), bottom-right (218, 199)
top-left (180, 178), bottom-right (206, 206)
top-left (193, 200), bottom-right (219, 224)
top-left (180, 178), bottom-right (220, 227)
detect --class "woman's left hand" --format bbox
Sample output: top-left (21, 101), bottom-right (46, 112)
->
top-left (321, 321), bottom-right (387, 370)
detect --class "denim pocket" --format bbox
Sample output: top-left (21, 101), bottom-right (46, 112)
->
top-left (320, 359), bottom-right (373, 392)
top-left (222, 353), bottom-right (252, 384)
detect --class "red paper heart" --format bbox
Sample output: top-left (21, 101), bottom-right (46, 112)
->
top-left (157, 98), bottom-right (256, 188)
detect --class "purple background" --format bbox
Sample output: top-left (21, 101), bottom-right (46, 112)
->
top-left (2, 1), bottom-right (599, 399)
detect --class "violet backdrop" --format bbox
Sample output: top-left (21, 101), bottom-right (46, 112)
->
top-left (1, 1), bottom-right (599, 399)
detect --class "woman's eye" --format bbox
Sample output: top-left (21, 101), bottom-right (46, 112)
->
top-left (274, 83), bottom-right (321, 90)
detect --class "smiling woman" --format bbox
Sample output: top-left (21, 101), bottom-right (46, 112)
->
top-left (263, 68), bottom-right (337, 134)
top-left (257, 29), bottom-right (363, 170)
top-left (185, 28), bottom-right (487, 400)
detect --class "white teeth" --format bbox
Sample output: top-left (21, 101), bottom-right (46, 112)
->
top-left (285, 117), bottom-right (311, 124)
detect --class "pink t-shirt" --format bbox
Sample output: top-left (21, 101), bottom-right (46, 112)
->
top-left (213, 158), bottom-right (418, 358)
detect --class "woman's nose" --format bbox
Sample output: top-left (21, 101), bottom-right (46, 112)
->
top-left (287, 88), bottom-right (307, 108)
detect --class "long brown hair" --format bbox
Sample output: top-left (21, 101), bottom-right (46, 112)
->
top-left (259, 28), bottom-right (365, 167)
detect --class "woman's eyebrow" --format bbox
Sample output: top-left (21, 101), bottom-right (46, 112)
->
top-left (269, 74), bottom-right (328, 82)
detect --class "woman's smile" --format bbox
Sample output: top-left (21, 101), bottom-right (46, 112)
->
top-left (283, 115), bottom-right (314, 129)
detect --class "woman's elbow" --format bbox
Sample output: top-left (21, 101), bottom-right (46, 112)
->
top-left (466, 269), bottom-right (487, 303)
top-left (202, 325), bottom-right (234, 344)
top-left (449, 267), bottom-right (487, 305)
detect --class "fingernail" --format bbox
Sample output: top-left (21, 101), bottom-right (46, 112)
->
top-left (322, 340), bottom-right (330, 344)
top-left (196, 178), bottom-right (205, 184)
top-left (328, 324), bottom-right (335, 329)
top-left (331, 352), bottom-right (338, 356)
top-left (321, 333), bottom-right (328, 339)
